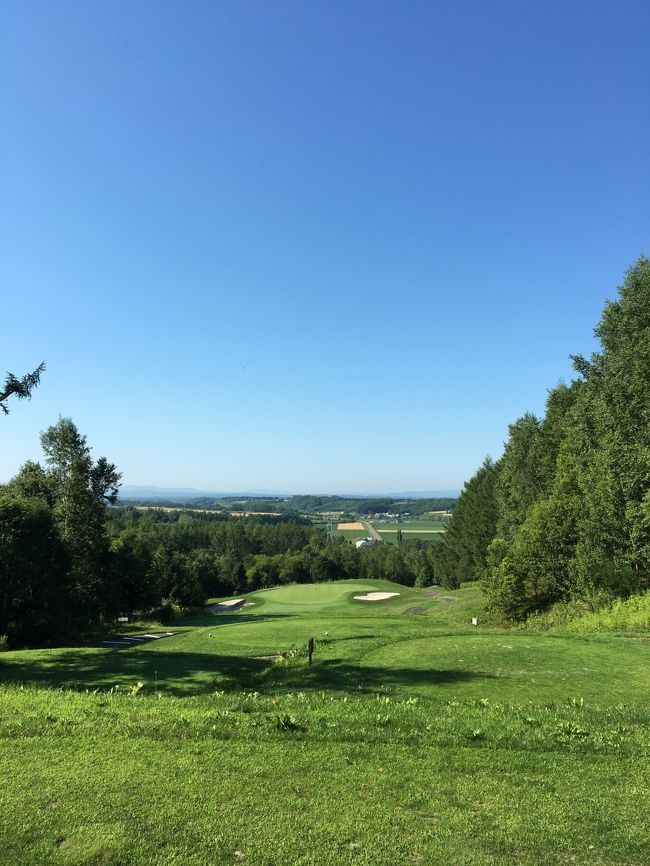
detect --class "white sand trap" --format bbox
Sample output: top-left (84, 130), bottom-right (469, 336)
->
top-left (210, 598), bottom-right (245, 613)
top-left (353, 591), bottom-right (401, 601)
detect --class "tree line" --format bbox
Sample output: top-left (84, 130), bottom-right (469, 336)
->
top-left (434, 255), bottom-right (650, 620)
top-left (119, 493), bottom-right (458, 516)
top-left (0, 420), bottom-right (440, 647)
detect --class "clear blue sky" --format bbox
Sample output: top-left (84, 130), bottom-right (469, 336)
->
top-left (2, 1), bottom-right (648, 494)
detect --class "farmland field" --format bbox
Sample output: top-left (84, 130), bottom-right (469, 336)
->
top-left (377, 528), bottom-right (445, 542)
top-left (334, 528), bottom-right (369, 540)
top-left (333, 521), bottom-right (370, 541)
top-left (370, 517), bottom-right (448, 542)
top-left (1, 580), bottom-right (649, 866)
top-left (372, 519), bottom-right (447, 531)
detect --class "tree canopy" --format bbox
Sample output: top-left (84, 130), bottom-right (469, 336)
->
top-left (437, 255), bottom-right (650, 620)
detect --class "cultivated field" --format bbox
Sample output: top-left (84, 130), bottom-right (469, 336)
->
top-left (1, 581), bottom-right (648, 865)
top-left (333, 521), bottom-right (370, 541)
top-left (370, 516), bottom-right (448, 542)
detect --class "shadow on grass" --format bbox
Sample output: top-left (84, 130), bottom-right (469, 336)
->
top-left (182, 612), bottom-right (293, 627)
top-left (267, 657), bottom-right (494, 694)
top-left (0, 645), bottom-right (494, 697)
top-left (0, 648), bottom-right (271, 695)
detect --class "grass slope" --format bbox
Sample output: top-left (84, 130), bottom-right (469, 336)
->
top-left (1, 580), bottom-right (649, 865)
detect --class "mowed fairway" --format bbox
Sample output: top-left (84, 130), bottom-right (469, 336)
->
top-left (1, 580), bottom-right (649, 866)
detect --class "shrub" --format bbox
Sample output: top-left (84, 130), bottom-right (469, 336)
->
top-left (565, 590), bottom-right (650, 633)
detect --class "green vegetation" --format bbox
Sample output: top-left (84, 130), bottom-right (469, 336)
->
top-left (369, 515), bottom-right (449, 544)
top-left (1, 580), bottom-right (648, 865)
top-left (2, 436), bottom-right (448, 649)
top-left (3, 256), bottom-right (650, 865)
top-left (562, 590), bottom-right (650, 634)
top-left (120, 493), bottom-right (458, 516)
top-left (436, 256), bottom-right (650, 624)
top-left (524, 589), bottom-right (650, 635)
top-left (0, 360), bottom-right (45, 415)
top-left (373, 519), bottom-right (447, 532)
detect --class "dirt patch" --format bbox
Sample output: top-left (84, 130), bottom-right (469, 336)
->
top-left (337, 522), bottom-right (365, 530)
top-left (404, 606), bottom-right (427, 615)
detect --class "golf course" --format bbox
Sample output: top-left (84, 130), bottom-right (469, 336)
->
top-left (1, 579), bottom-right (648, 866)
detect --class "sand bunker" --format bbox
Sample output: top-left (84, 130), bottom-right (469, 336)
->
top-left (337, 522), bottom-right (365, 530)
top-left (353, 592), bottom-right (400, 601)
top-left (210, 598), bottom-right (245, 613)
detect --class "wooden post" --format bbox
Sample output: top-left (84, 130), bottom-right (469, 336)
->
top-left (308, 637), bottom-right (314, 666)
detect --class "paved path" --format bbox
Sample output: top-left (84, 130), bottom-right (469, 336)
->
top-left (361, 519), bottom-right (382, 542)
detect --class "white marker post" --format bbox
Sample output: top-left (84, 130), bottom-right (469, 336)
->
top-left (118, 616), bottom-right (129, 623)
top-left (471, 617), bottom-right (478, 626)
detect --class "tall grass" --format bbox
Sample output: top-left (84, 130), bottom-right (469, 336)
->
top-left (564, 590), bottom-right (650, 633)
top-left (524, 590), bottom-right (650, 633)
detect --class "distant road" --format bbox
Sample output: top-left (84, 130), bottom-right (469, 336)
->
top-left (361, 519), bottom-right (382, 542)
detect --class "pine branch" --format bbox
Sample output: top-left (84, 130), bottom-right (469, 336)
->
top-left (1, 362), bottom-right (46, 414)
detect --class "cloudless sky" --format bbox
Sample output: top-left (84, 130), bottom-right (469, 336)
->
top-left (2, 0), bottom-right (649, 494)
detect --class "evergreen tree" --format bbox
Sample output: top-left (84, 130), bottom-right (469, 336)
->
top-left (0, 362), bottom-right (45, 414)
top-left (485, 255), bottom-right (650, 618)
top-left (437, 457), bottom-right (498, 587)
top-left (568, 255), bottom-right (650, 598)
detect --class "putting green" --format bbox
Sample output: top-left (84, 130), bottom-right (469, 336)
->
top-left (248, 580), bottom-right (409, 611)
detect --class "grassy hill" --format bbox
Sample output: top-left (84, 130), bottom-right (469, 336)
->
top-left (1, 580), bottom-right (649, 865)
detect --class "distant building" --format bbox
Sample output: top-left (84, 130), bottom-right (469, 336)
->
top-left (355, 538), bottom-right (374, 548)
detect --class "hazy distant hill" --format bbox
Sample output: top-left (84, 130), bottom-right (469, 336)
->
top-left (119, 485), bottom-right (288, 500)
top-left (117, 489), bottom-right (458, 514)
top-left (120, 485), bottom-right (459, 501)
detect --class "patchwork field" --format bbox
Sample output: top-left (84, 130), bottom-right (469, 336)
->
top-left (334, 521), bottom-right (370, 541)
top-left (370, 518), bottom-right (448, 542)
top-left (1, 580), bottom-right (649, 865)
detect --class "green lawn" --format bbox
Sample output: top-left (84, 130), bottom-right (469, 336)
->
top-left (1, 580), bottom-right (649, 865)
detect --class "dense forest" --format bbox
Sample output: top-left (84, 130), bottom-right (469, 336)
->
top-left (436, 255), bottom-right (650, 620)
top-left (0, 426), bottom-right (440, 647)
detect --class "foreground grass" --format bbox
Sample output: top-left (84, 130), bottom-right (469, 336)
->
top-left (1, 581), bottom-right (649, 865)
top-left (1, 684), bottom-right (648, 866)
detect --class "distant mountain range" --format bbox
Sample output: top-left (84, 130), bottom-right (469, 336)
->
top-left (119, 485), bottom-right (459, 501)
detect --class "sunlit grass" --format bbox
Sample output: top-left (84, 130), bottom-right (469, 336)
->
top-left (1, 580), bottom-right (648, 865)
